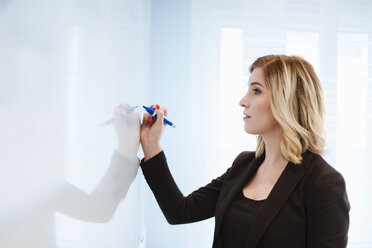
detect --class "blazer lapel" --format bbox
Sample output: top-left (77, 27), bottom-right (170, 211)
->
top-left (213, 152), bottom-right (265, 245)
top-left (245, 150), bottom-right (314, 247)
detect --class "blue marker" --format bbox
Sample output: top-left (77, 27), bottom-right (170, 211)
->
top-left (143, 106), bottom-right (177, 128)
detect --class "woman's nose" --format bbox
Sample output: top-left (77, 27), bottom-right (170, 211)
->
top-left (239, 94), bottom-right (249, 108)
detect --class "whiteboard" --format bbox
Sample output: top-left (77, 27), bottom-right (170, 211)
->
top-left (0, 0), bottom-right (150, 247)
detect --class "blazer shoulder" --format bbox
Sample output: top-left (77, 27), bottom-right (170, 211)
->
top-left (233, 151), bottom-right (256, 166)
top-left (226, 151), bottom-right (256, 175)
top-left (304, 153), bottom-right (351, 219)
top-left (305, 153), bottom-right (347, 190)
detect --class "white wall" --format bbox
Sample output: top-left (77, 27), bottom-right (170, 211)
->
top-left (145, 0), bottom-right (372, 247)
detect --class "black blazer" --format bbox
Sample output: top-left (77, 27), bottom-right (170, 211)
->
top-left (140, 149), bottom-right (350, 248)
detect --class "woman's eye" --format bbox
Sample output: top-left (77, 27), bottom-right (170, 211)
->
top-left (253, 89), bottom-right (260, 94)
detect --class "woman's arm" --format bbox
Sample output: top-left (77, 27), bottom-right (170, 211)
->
top-left (306, 168), bottom-right (350, 247)
top-left (140, 150), bottom-right (231, 224)
top-left (139, 105), bottom-right (235, 224)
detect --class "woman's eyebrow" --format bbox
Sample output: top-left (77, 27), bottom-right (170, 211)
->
top-left (249, 82), bottom-right (264, 87)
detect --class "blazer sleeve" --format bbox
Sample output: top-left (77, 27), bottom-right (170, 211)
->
top-left (140, 150), bottom-right (233, 225)
top-left (306, 168), bottom-right (350, 247)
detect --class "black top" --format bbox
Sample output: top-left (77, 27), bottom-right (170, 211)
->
top-left (221, 190), bottom-right (266, 247)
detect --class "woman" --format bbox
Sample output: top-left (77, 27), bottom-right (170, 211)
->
top-left (139, 55), bottom-right (350, 248)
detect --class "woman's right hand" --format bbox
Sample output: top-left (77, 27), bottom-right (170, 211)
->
top-left (140, 105), bottom-right (167, 162)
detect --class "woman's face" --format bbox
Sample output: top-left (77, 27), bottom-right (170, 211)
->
top-left (239, 67), bottom-right (280, 135)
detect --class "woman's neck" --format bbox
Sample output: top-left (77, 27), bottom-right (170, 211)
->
top-left (261, 128), bottom-right (287, 167)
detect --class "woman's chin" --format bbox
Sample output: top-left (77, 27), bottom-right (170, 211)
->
top-left (244, 127), bottom-right (253, 134)
top-left (244, 126), bottom-right (260, 135)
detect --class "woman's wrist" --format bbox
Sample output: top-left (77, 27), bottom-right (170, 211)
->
top-left (143, 144), bottom-right (162, 162)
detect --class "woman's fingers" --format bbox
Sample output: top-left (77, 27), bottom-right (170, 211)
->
top-left (154, 109), bottom-right (164, 127)
top-left (142, 112), bottom-right (151, 126)
top-left (162, 106), bottom-right (167, 117)
top-left (144, 104), bottom-right (168, 126)
top-left (150, 105), bottom-right (167, 115)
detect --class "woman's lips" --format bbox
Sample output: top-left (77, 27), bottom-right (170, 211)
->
top-left (243, 115), bottom-right (251, 119)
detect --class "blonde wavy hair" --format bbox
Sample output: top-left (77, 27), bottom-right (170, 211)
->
top-left (250, 55), bottom-right (326, 164)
